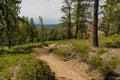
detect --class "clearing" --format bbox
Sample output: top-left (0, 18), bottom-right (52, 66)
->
top-left (33, 43), bottom-right (102, 80)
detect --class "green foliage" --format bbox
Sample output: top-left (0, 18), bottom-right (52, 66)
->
top-left (0, 53), bottom-right (33, 80)
top-left (100, 0), bottom-right (120, 36)
top-left (47, 29), bottom-right (57, 40)
top-left (77, 52), bottom-right (89, 62)
top-left (72, 40), bottom-right (90, 53)
top-left (53, 42), bottom-right (73, 58)
top-left (89, 55), bottom-right (120, 79)
top-left (72, 0), bottom-right (89, 39)
top-left (100, 34), bottom-right (120, 48)
top-left (0, 0), bottom-right (22, 48)
top-left (0, 41), bottom-right (54, 55)
top-left (17, 58), bottom-right (55, 80)
top-left (60, 0), bottom-right (90, 39)
top-left (104, 40), bottom-right (120, 48)
top-left (52, 39), bottom-right (90, 59)
top-left (0, 46), bottom-right (55, 80)
top-left (18, 17), bottom-right (37, 44)
top-left (89, 56), bottom-right (103, 68)
top-left (41, 41), bottom-right (55, 47)
top-left (0, 44), bottom-right (40, 55)
top-left (97, 48), bottom-right (108, 55)
top-left (98, 56), bottom-right (120, 77)
top-left (51, 35), bottom-right (120, 79)
top-left (37, 16), bottom-right (48, 42)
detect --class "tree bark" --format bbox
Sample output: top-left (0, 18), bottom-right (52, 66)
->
top-left (117, 24), bottom-right (120, 34)
top-left (68, 6), bottom-right (72, 39)
top-left (75, 0), bottom-right (81, 39)
top-left (93, 0), bottom-right (99, 47)
top-left (104, 23), bottom-right (110, 37)
top-left (65, 0), bottom-right (72, 39)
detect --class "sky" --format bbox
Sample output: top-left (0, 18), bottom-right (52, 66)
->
top-left (19, 0), bottom-right (105, 24)
top-left (19, 0), bottom-right (63, 24)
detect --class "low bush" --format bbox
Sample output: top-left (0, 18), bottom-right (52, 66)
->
top-left (0, 54), bottom-right (33, 80)
top-left (0, 42), bottom-right (56, 80)
top-left (0, 53), bottom-right (55, 80)
top-left (89, 56), bottom-right (103, 68)
top-left (104, 40), bottom-right (120, 48)
top-left (16, 58), bottom-right (55, 80)
top-left (10, 45), bottom-right (32, 54)
top-left (98, 56), bottom-right (120, 76)
top-left (52, 40), bottom-right (90, 59)
top-left (88, 55), bottom-right (120, 80)
top-left (53, 43), bottom-right (73, 58)
top-left (77, 52), bottom-right (89, 62)
top-left (99, 34), bottom-right (120, 48)
top-left (97, 48), bottom-right (108, 55)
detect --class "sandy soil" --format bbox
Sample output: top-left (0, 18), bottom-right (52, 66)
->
top-left (33, 44), bottom-right (101, 80)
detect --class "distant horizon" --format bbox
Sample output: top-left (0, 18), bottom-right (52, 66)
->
top-left (19, 0), bottom-right (105, 24)
top-left (35, 23), bottom-right (59, 25)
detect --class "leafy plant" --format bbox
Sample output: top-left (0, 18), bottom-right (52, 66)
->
top-left (97, 48), bottom-right (108, 55)
top-left (77, 52), bottom-right (89, 62)
top-left (89, 56), bottom-right (103, 68)
top-left (0, 45), bottom-right (55, 80)
top-left (98, 56), bottom-right (120, 76)
top-left (17, 58), bottom-right (55, 80)
top-left (104, 40), bottom-right (120, 48)
top-left (89, 55), bottom-right (120, 79)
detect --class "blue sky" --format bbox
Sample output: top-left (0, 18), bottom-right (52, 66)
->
top-left (19, 0), bottom-right (63, 24)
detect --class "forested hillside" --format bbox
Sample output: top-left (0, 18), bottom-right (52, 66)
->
top-left (0, 0), bottom-right (120, 80)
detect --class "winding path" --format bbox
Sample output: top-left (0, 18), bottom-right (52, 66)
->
top-left (33, 44), bottom-right (99, 80)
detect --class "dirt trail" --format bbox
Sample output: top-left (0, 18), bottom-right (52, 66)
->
top-left (33, 44), bottom-right (94, 80)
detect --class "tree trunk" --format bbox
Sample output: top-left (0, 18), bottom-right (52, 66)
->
top-left (68, 6), bottom-right (72, 39)
top-left (75, 0), bottom-right (81, 39)
top-left (93, 0), bottom-right (99, 47)
top-left (117, 24), bottom-right (120, 34)
top-left (104, 24), bottom-right (110, 37)
top-left (65, 0), bottom-right (72, 39)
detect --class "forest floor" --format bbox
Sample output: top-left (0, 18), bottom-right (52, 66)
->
top-left (33, 43), bottom-right (102, 80)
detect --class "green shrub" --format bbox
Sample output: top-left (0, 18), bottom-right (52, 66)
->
top-left (52, 40), bottom-right (90, 59)
top-left (17, 58), bottom-right (55, 80)
top-left (0, 49), bottom-right (9, 55)
top-left (89, 56), bottom-right (103, 68)
top-left (53, 48), bottom-right (72, 58)
top-left (104, 40), bottom-right (120, 48)
top-left (77, 52), bottom-right (89, 62)
top-left (99, 34), bottom-right (120, 48)
top-left (0, 52), bottom-right (55, 80)
top-left (0, 54), bottom-right (31, 80)
top-left (41, 42), bottom-right (49, 47)
top-left (73, 44), bottom-right (89, 53)
top-left (97, 48), bottom-right (108, 55)
top-left (0, 68), bottom-right (12, 80)
top-left (98, 56), bottom-right (120, 76)
top-left (88, 55), bottom-right (120, 79)
top-left (10, 45), bottom-right (32, 54)
top-left (0, 54), bottom-right (55, 80)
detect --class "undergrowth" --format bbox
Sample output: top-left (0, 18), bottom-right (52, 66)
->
top-left (51, 35), bottom-right (120, 79)
top-left (0, 41), bottom-right (55, 80)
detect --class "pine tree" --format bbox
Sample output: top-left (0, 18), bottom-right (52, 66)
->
top-left (0, 0), bottom-right (21, 48)
top-left (99, 0), bottom-right (120, 36)
top-left (61, 0), bottom-right (72, 39)
top-left (38, 16), bottom-right (47, 42)
top-left (72, 0), bottom-right (89, 39)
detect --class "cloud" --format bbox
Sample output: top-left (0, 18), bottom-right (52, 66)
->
top-left (19, 0), bottom-right (63, 24)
